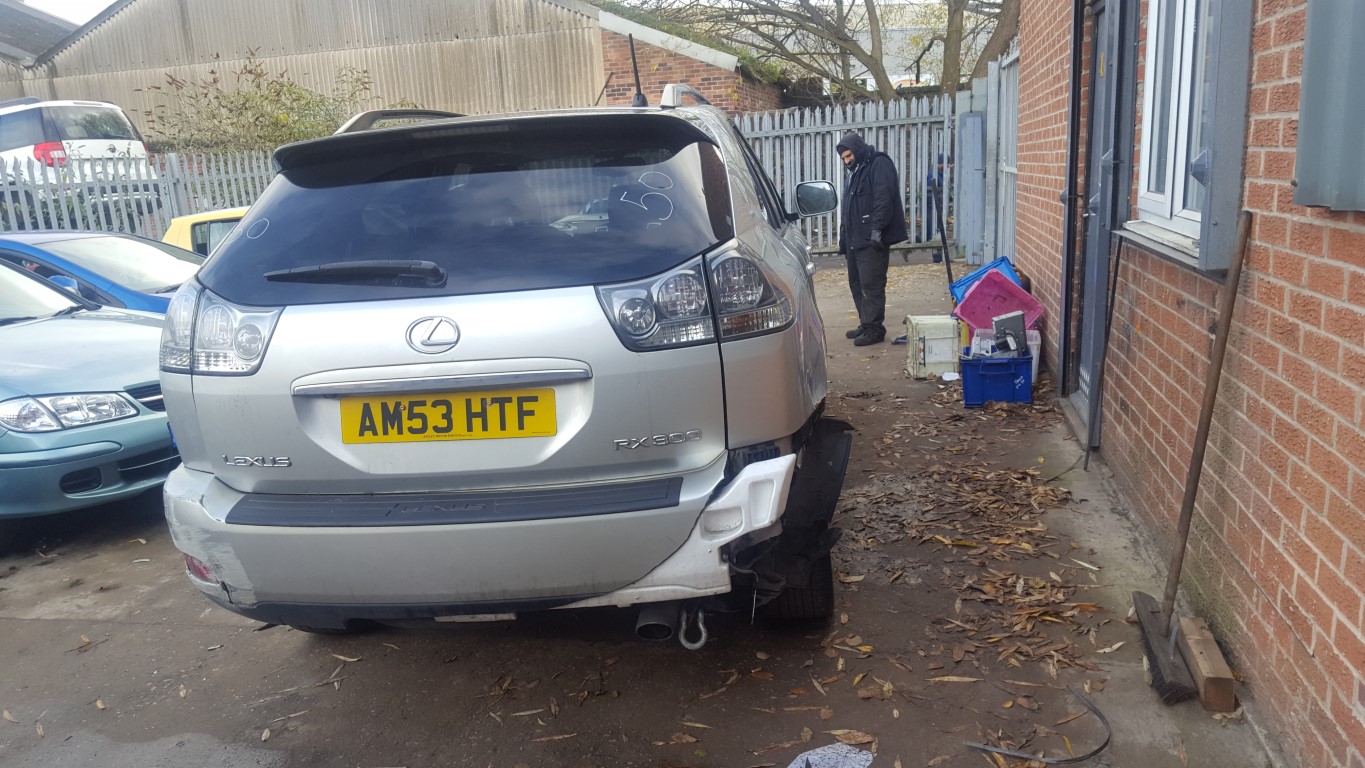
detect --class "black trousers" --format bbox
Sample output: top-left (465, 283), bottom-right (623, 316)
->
top-left (845, 243), bottom-right (889, 339)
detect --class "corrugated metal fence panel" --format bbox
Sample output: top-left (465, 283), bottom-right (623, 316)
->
top-left (1, 151), bottom-right (274, 238)
top-left (995, 45), bottom-right (1020, 262)
top-left (36, 0), bottom-right (603, 131)
top-left (1294, 0), bottom-right (1365, 211)
top-left (736, 96), bottom-right (952, 252)
top-left (955, 111), bottom-right (986, 265)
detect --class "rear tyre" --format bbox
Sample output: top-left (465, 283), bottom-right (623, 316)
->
top-left (765, 552), bottom-right (835, 621)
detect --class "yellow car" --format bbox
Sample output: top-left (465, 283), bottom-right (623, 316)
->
top-left (161, 207), bottom-right (248, 257)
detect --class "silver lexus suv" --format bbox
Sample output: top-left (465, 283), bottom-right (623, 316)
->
top-left (159, 90), bottom-right (852, 643)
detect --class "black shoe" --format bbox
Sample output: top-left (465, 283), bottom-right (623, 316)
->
top-left (853, 333), bottom-right (885, 347)
top-left (845, 328), bottom-right (862, 339)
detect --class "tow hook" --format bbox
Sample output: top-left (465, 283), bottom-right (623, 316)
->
top-left (679, 606), bottom-right (708, 650)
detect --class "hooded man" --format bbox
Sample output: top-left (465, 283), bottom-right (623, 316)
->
top-left (837, 131), bottom-right (907, 346)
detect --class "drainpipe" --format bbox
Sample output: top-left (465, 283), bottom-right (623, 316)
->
top-left (1058, 0), bottom-right (1086, 396)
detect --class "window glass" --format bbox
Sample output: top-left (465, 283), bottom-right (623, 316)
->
top-left (733, 128), bottom-right (785, 228)
top-left (1183, 0), bottom-right (1215, 211)
top-left (0, 263), bottom-right (79, 322)
top-left (36, 236), bottom-right (203, 292)
top-left (1137, 0), bottom-right (1220, 240)
top-left (0, 109), bottom-right (46, 153)
top-left (191, 219), bottom-right (241, 256)
top-left (1147, 0), bottom-right (1180, 196)
top-left (45, 106), bottom-right (138, 142)
top-left (199, 115), bottom-right (735, 306)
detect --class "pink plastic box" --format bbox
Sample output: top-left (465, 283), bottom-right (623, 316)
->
top-left (952, 269), bottom-right (1045, 332)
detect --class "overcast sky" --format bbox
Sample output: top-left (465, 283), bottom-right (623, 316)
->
top-left (24, 0), bottom-right (111, 25)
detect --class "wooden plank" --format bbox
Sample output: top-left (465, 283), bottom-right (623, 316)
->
top-left (1177, 617), bottom-right (1237, 712)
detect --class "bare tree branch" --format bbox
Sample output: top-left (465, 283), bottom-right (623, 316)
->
top-left (970, 0), bottom-right (1019, 78)
top-left (609, 0), bottom-right (1009, 98)
top-left (617, 0), bottom-right (898, 101)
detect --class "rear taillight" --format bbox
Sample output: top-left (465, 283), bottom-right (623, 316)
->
top-left (597, 248), bottom-right (794, 351)
top-left (598, 257), bottom-right (716, 351)
top-left (707, 250), bottom-right (793, 340)
top-left (184, 554), bottom-right (215, 584)
top-left (32, 141), bottom-right (66, 167)
top-left (160, 280), bottom-right (281, 376)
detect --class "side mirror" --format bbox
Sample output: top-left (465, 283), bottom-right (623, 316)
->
top-left (794, 181), bottom-right (838, 217)
top-left (48, 275), bottom-right (80, 292)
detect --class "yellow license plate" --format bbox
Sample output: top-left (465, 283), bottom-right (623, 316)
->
top-left (340, 389), bottom-right (557, 444)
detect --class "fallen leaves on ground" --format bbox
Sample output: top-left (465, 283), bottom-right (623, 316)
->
top-left (653, 732), bottom-right (699, 746)
top-left (826, 729), bottom-right (875, 746)
top-left (699, 670), bottom-right (740, 700)
top-left (751, 736), bottom-right (807, 754)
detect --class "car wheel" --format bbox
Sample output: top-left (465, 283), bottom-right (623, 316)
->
top-left (764, 552), bottom-right (835, 621)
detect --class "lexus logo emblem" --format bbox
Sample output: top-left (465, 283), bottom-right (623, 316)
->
top-left (406, 317), bottom-right (460, 354)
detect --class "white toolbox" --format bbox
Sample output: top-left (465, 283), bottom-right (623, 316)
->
top-left (905, 314), bottom-right (960, 379)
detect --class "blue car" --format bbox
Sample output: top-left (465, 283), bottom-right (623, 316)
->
top-left (0, 231), bottom-right (204, 313)
top-left (0, 261), bottom-right (179, 517)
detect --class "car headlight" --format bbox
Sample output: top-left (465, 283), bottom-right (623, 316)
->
top-left (0, 394), bottom-right (139, 432)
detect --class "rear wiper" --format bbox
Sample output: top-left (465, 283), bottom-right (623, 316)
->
top-left (0, 316), bottom-right (38, 327)
top-left (263, 260), bottom-right (447, 285)
top-left (51, 305), bottom-right (85, 317)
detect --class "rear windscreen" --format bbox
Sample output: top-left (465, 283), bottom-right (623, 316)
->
top-left (198, 115), bottom-right (734, 306)
top-left (45, 106), bottom-right (139, 142)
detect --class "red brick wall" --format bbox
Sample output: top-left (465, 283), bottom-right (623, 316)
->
top-left (1016, 1), bottom-right (1365, 765)
top-left (599, 30), bottom-right (782, 115)
top-left (1012, 0), bottom-right (1077, 375)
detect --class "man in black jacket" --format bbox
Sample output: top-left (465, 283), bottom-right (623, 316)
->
top-left (837, 132), bottom-right (907, 346)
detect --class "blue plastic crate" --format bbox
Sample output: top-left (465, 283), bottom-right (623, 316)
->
top-left (960, 348), bottom-right (1033, 408)
top-left (949, 257), bottom-right (1023, 305)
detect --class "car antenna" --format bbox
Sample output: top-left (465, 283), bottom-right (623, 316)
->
top-left (628, 34), bottom-right (648, 107)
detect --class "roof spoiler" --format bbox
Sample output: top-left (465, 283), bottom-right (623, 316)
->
top-left (334, 108), bottom-right (464, 135)
top-left (0, 97), bottom-right (42, 110)
top-left (659, 84), bottom-right (710, 108)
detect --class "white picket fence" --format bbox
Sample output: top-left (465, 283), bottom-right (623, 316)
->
top-left (0, 151), bottom-right (274, 239)
top-left (735, 96), bottom-right (954, 252)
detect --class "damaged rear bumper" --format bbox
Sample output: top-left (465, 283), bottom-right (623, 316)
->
top-left (162, 454), bottom-right (795, 628)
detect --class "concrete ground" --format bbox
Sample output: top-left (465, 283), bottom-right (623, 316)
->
top-left (0, 255), bottom-right (1283, 767)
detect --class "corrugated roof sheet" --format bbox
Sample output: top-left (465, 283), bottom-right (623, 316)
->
top-left (30, 0), bottom-right (605, 130)
top-left (0, 0), bottom-right (77, 63)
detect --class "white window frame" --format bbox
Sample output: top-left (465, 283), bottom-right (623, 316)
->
top-left (1137, 0), bottom-right (1206, 240)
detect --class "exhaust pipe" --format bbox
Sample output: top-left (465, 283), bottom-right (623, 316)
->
top-left (635, 602), bottom-right (682, 642)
